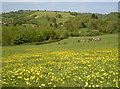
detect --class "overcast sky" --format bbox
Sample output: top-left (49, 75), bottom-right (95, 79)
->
top-left (2, 0), bottom-right (120, 2)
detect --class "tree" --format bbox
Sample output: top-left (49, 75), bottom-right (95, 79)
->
top-left (58, 23), bottom-right (63, 26)
top-left (50, 24), bottom-right (53, 27)
top-left (46, 15), bottom-right (50, 21)
top-left (91, 14), bottom-right (96, 19)
top-left (91, 14), bottom-right (98, 19)
top-left (63, 21), bottom-right (74, 31)
top-left (81, 22), bottom-right (87, 28)
top-left (50, 17), bottom-right (56, 23)
top-left (88, 30), bottom-right (100, 36)
top-left (53, 22), bottom-right (58, 28)
top-left (32, 15), bottom-right (37, 18)
top-left (70, 12), bottom-right (78, 16)
top-left (56, 14), bottom-right (62, 18)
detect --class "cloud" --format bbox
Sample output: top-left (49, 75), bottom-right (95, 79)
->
top-left (2, 0), bottom-right (120, 2)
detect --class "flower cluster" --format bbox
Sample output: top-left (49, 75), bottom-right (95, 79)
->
top-left (2, 49), bottom-right (119, 87)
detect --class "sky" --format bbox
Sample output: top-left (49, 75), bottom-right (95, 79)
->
top-left (2, 0), bottom-right (120, 2)
top-left (2, 2), bottom-right (118, 14)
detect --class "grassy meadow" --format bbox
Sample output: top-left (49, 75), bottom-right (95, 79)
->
top-left (2, 34), bottom-right (119, 87)
top-left (30, 11), bottom-right (74, 23)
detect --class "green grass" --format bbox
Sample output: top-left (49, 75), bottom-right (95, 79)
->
top-left (2, 33), bottom-right (118, 57)
top-left (0, 26), bottom-right (1, 37)
top-left (30, 11), bottom-right (74, 24)
top-left (2, 34), bottom-right (119, 87)
top-left (31, 11), bottom-right (74, 18)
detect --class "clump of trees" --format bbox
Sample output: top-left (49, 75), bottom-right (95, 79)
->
top-left (2, 25), bottom-right (70, 45)
top-left (2, 10), bottom-right (119, 45)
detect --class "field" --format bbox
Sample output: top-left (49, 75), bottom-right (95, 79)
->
top-left (30, 11), bottom-right (75, 23)
top-left (2, 34), bottom-right (119, 87)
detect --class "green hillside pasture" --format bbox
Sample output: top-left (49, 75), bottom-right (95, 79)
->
top-left (2, 34), bottom-right (118, 57)
top-left (31, 11), bottom-right (74, 18)
top-left (30, 11), bottom-right (74, 23)
top-left (2, 34), bottom-right (119, 87)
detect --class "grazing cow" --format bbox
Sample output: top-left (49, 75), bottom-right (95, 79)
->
top-left (80, 40), bottom-right (86, 42)
top-left (77, 38), bottom-right (101, 43)
top-left (98, 38), bottom-right (102, 40)
top-left (86, 40), bottom-right (90, 43)
top-left (92, 38), bottom-right (102, 41)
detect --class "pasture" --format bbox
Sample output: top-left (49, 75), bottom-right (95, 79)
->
top-left (2, 34), bottom-right (119, 87)
top-left (30, 11), bottom-right (75, 23)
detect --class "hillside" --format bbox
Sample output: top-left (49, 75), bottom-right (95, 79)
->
top-left (2, 10), bottom-right (119, 46)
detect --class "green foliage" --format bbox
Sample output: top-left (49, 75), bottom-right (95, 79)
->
top-left (88, 30), bottom-right (100, 36)
top-left (70, 12), bottom-right (79, 16)
top-left (50, 17), bottom-right (56, 23)
top-left (91, 14), bottom-right (98, 19)
top-left (46, 15), bottom-right (50, 21)
top-left (63, 21), bottom-right (74, 31)
top-left (56, 14), bottom-right (62, 18)
top-left (2, 26), bottom-right (25, 45)
top-left (54, 29), bottom-right (69, 39)
top-left (81, 22), bottom-right (87, 28)
top-left (53, 22), bottom-right (58, 28)
top-left (12, 36), bottom-right (24, 45)
top-left (2, 10), bottom-right (119, 45)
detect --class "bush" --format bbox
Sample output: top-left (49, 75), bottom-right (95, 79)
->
top-left (12, 36), bottom-right (24, 45)
top-left (88, 30), bottom-right (100, 36)
top-left (56, 14), bottom-right (62, 18)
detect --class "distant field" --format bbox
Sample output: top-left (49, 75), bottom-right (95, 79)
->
top-left (31, 11), bottom-right (74, 18)
top-left (30, 11), bottom-right (74, 23)
top-left (2, 34), bottom-right (119, 87)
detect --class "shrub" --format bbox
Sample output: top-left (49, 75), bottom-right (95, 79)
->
top-left (88, 30), bottom-right (100, 36)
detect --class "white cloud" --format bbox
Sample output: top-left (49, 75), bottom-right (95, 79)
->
top-left (2, 0), bottom-right (120, 2)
